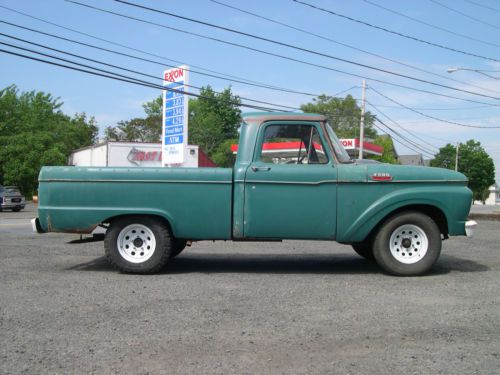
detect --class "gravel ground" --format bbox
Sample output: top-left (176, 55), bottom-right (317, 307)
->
top-left (0, 206), bottom-right (499, 374)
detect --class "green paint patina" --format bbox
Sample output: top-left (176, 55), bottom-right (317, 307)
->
top-left (37, 112), bottom-right (472, 243)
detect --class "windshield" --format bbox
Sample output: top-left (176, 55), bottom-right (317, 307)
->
top-left (325, 123), bottom-right (351, 163)
top-left (5, 187), bottom-right (21, 194)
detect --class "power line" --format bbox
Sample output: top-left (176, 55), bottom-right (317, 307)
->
top-left (463, 0), bottom-right (500, 13)
top-left (0, 18), bottom-right (324, 99)
top-left (44, 4), bottom-right (499, 106)
top-left (292, 0), bottom-right (500, 63)
top-left (367, 101), bottom-right (440, 153)
top-left (0, 47), bottom-right (286, 112)
top-left (0, 3), bottom-right (305, 93)
top-left (369, 108), bottom-right (438, 156)
top-left (3, 11), bottom-right (500, 109)
top-left (369, 104), bottom-right (498, 111)
top-left (471, 71), bottom-right (500, 80)
top-left (332, 86), bottom-right (359, 97)
top-left (372, 120), bottom-right (435, 158)
top-left (208, 0), bottom-right (500, 96)
top-left (369, 86), bottom-right (500, 129)
top-left (0, 44), bottom-right (448, 156)
top-left (0, 39), bottom-right (302, 112)
top-left (362, 0), bottom-right (500, 48)
top-left (67, 0), bottom-right (500, 102)
top-left (392, 115), bottom-right (500, 124)
top-left (0, 40), bottom-right (371, 119)
top-left (430, 0), bottom-right (500, 31)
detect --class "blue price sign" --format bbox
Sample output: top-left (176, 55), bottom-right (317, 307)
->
top-left (165, 97), bottom-right (184, 108)
top-left (165, 85), bottom-right (184, 99)
top-left (165, 106), bottom-right (184, 117)
top-left (165, 115), bottom-right (184, 126)
top-left (163, 65), bottom-right (189, 165)
top-left (165, 125), bottom-right (184, 136)
top-left (165, 135), bottom-right (183, 145)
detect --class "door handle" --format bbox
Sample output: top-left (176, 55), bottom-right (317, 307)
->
top-left (251, 166), bottom-right (271, 172)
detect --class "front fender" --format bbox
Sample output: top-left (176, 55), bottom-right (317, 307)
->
top-left (336, 184), bottom-right (471, 243)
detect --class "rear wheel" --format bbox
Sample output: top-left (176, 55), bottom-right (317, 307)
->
top-left (171, 239), bottom-right (187, 258)
top-left (373, 211), bottom-right (441, 276)
top-left (104, 216), bottom-right (172, 274)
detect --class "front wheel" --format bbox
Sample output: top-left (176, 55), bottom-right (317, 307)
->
top-left (104, 216), bottom-right (172, 274)
top-left (373, 212), bottom-right (441, 276)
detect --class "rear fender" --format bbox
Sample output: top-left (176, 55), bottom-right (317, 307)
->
top-left (39, 207), bottom-right (177, 236)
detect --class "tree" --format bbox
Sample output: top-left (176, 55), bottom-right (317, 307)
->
top-left (105, 95), bottom-right (162, 142)
top-left (0, 85), bottom-right (98, 196)
top-left (188, 86), bottom-right (241, 158)
top-left (300, 94), bottom-right (377, 139)
top-left (371, 134), bottom-right (397, 164)
top-left (105, 86), bottom-right (242, 166)
top-left (431, 140), bottom-right (495, 202)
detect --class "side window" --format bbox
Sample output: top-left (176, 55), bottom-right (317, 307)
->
top-left (260, 124), bottom-right (328, 165)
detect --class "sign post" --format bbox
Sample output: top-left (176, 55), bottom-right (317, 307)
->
top-left (162, 65), bottom-right (189, 166)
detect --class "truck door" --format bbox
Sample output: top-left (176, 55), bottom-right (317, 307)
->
top-left (243, 122), bottom-right (337, 239)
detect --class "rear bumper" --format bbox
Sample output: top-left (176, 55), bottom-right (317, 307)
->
top-left (31, 218), bottom-right (46, 234)
top-left (465, 220), bottom-right (477, 238)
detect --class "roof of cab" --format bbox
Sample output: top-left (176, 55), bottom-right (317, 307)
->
top-left (242, 112), bottom-right (327, 124)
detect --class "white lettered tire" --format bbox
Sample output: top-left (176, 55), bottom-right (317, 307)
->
top-left (104, 216), bottom-right (172, 274)
top-left (373, 212), bottom-right (442, 276)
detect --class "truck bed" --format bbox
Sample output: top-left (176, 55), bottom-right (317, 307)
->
top-left (38, 166), bottom-right (233, 239)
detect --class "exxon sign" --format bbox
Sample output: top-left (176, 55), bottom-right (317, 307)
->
top-left (162, 65), bottom-right (189, 166)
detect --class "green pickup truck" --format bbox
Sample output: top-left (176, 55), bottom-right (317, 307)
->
top-left (32, 112), bottom-right (475, 276)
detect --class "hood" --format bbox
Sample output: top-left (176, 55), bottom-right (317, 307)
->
top-left (364, 164), bottom-right (468, 183)
top-left (338, 163), bottom-right (468, 183)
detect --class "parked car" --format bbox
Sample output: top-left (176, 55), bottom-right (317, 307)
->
top-left (0, 185), bottom-right (26, 212)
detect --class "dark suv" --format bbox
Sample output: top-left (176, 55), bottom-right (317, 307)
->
top-left (0, 186), bottom-right (26, 212)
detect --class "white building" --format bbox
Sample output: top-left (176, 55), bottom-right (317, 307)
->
top-left (484, 184), bottom-right (500, 205)
top-left (69, 141), bottom-right (216, 168)
top-left (473, 183), bottom-right (500, 205)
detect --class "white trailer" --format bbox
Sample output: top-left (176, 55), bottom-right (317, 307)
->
top-left (69, 141), bottom-right (200, 168)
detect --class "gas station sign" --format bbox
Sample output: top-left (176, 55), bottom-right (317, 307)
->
top-left (162, 65), bottom-right (189, 165)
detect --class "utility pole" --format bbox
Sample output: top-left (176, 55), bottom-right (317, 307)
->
top-left (359, 80), bottom-right (366, 160)
top-left (455, 143), bottom-right (460, 171)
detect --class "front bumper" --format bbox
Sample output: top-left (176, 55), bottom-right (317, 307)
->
top-left (465, 220), bottom-right (477, 238)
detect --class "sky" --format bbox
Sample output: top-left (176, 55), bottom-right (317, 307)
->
top-left (1, 0), bottom-right (499, 182)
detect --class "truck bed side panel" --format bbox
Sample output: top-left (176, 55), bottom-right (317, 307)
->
top-left (38, 166), bottom-right (232, 240)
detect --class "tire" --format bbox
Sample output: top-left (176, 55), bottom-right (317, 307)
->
top-left (13, 208), bottom-right (21, 212)
top-left (373, 211), bottom-right (441, 276)
top-left (352, 241), bottom-right (374, 260)
top-left (171, 239), bottom-right (187, 258)
top-left (104, 216), bottom-right (172, 274)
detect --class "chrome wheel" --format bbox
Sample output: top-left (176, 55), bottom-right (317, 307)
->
top-left (389, 224), bottom-right (428, 265)
top-left (117, 224), bottom-right (157, 264)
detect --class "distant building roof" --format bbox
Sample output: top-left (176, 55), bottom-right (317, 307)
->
top-left (398, 154), bottom-right (424, 166)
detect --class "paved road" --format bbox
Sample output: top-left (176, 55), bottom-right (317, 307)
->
top-left (470, 204), bottom-right (500, 214)
top-left (0, 206), bottom-right (499, 374)
top-left (0, 202), bottom-right (35, 233)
